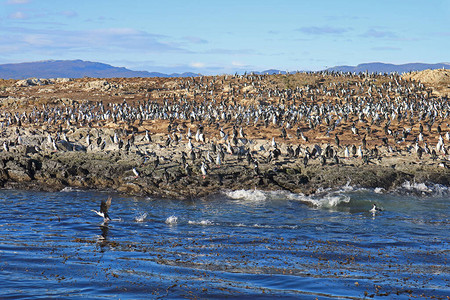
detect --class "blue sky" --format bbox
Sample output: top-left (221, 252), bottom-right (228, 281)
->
top-left (1, 0), bottom-right (449, 74)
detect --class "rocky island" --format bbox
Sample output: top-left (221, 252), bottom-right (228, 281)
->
top-left (0, 69), bottom-right (449, 199)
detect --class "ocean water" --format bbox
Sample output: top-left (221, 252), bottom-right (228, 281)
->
top-left (0, 183), bottom-right (449, 299)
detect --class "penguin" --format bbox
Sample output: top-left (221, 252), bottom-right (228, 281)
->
top-left (200, 161), bottom-right (208, 178)
top-left (334, 134), bottom-right (340, 148)
top-left (369, 204), bottom-right (382, 214)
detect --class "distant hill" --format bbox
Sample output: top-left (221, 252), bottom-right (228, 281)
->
top-left (0, 60), bottom-right (200, 79)
top-left (325, 62), bottom-right (450, 74)
top-left (252, 69), bottom-right (288, 75)
top-left (1, 60), bottom-right (449, 79)
top-left (255, 63), bottom-right (450, 75)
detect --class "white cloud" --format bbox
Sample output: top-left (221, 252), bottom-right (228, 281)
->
top-left (6, 0), bottom-right (30, 4)
top-left (371, 46), bottom-right (401, 51)
top-left (23, 34), bottom-right (53, 46)
top-left (361, 28), bottom-right (398, 39)
top-left (190, 62), bottom-right (205, 68)
top-left (183, 36), bottom-right (207, 44)
top-left (8, 11), bottom-right (27, 19)
top-left (231, 61), bottom-right (245, 67)
top-left (297, 26), bottom-right (350, 35)
top-left (6, 26), bottom-right (189, 53)
top-left (204, 48), bottom-right (253, 55)
top-left (90, 27), bottom-right (141, 36)
top-left (60, 10), bottom-right (78, 18)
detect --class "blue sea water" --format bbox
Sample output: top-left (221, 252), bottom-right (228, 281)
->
top-left (0, 183), bottom-right (449, 299)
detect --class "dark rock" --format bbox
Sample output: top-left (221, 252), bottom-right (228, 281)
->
top-left (0, 147), bottom-right (449, 199)
top-left (7, 168), bottom-right (32, 182)
top-left (5, 160), bottom-right (32, 182)
top-left (57, 140), bottom-right (74, 151)
top-left (297, 175), bottom-right (309, 185)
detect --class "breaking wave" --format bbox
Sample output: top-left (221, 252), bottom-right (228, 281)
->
top-left (374, 187), bottom-right (385, 194)
top-left (287, 189), bottom-right (351, 208)
top-left (224, 189), bottom-right (267, 201)
top-left (165, 215), bottom-right (178, 225)
top-left (395, 181), bottom-right (450, 196)
top-left (188, 219), bottom-right (214, 226)
top-left (134, 212), bottom-right (148, 223)
top-left (223, 188), bottom-right (352, 208)
top-left (222, 178), bottom-right (450, 212)
top-left (60, 187), bottom-right (84, 192)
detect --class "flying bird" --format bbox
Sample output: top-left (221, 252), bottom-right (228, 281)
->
top-left (92, 196), bottom-right (112, 222)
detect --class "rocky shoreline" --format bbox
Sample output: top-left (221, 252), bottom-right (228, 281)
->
top-left (1, 130), bottom-right (449, 199)
top-left (1, 70), bottom-right (450, 198)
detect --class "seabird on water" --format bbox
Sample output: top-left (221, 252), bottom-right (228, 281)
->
top-left (369, 203), bottom-right (382, 215)
top-left (92, 196), bottom-right (112, 222)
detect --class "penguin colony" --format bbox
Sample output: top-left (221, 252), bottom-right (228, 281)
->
top-left (0, 70), bottom-right (448, 196)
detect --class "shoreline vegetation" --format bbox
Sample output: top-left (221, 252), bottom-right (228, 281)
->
top-left (0, 69), bottom-right (449, 198)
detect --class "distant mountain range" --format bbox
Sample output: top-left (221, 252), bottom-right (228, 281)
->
top-left (0, 60), bottom-right (449, 79)
top-left (325, 62), bottom-right (450, 74)
top-left (251, 69), bottom-right (288, 75)
top-left (0, 60), bottom-right (200, 79)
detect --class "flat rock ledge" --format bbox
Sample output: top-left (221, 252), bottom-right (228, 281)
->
top-left (1, 150), bottom-right (449, 199)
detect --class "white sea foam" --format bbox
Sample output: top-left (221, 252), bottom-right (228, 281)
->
top-left (165, 215), bottom-right (178, 225)
top-left (224, 189), bottom-right (267, 201)
top-left (308, 193), bottom-right (351, 208)
top-left (252, 224), bottom-right (272, 228)
top-left (374, 187), bottom-right (385, 194)
top-left (230, 222), bottom-right (298, 229)
top-left (223, 187), bottom-right (352, 208)
top-left (60, 187), bottom-right (82, 192)
top-left (395, 181), bottom-right (450, 196)
top-left (400, 181), bottom-right (432, 193)
top-left (135, 212), bottom-right (147, 222)
top-left (284, 189), bottom-right (351, 208)
top-left (188, 219), bottom-right (213, 226)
